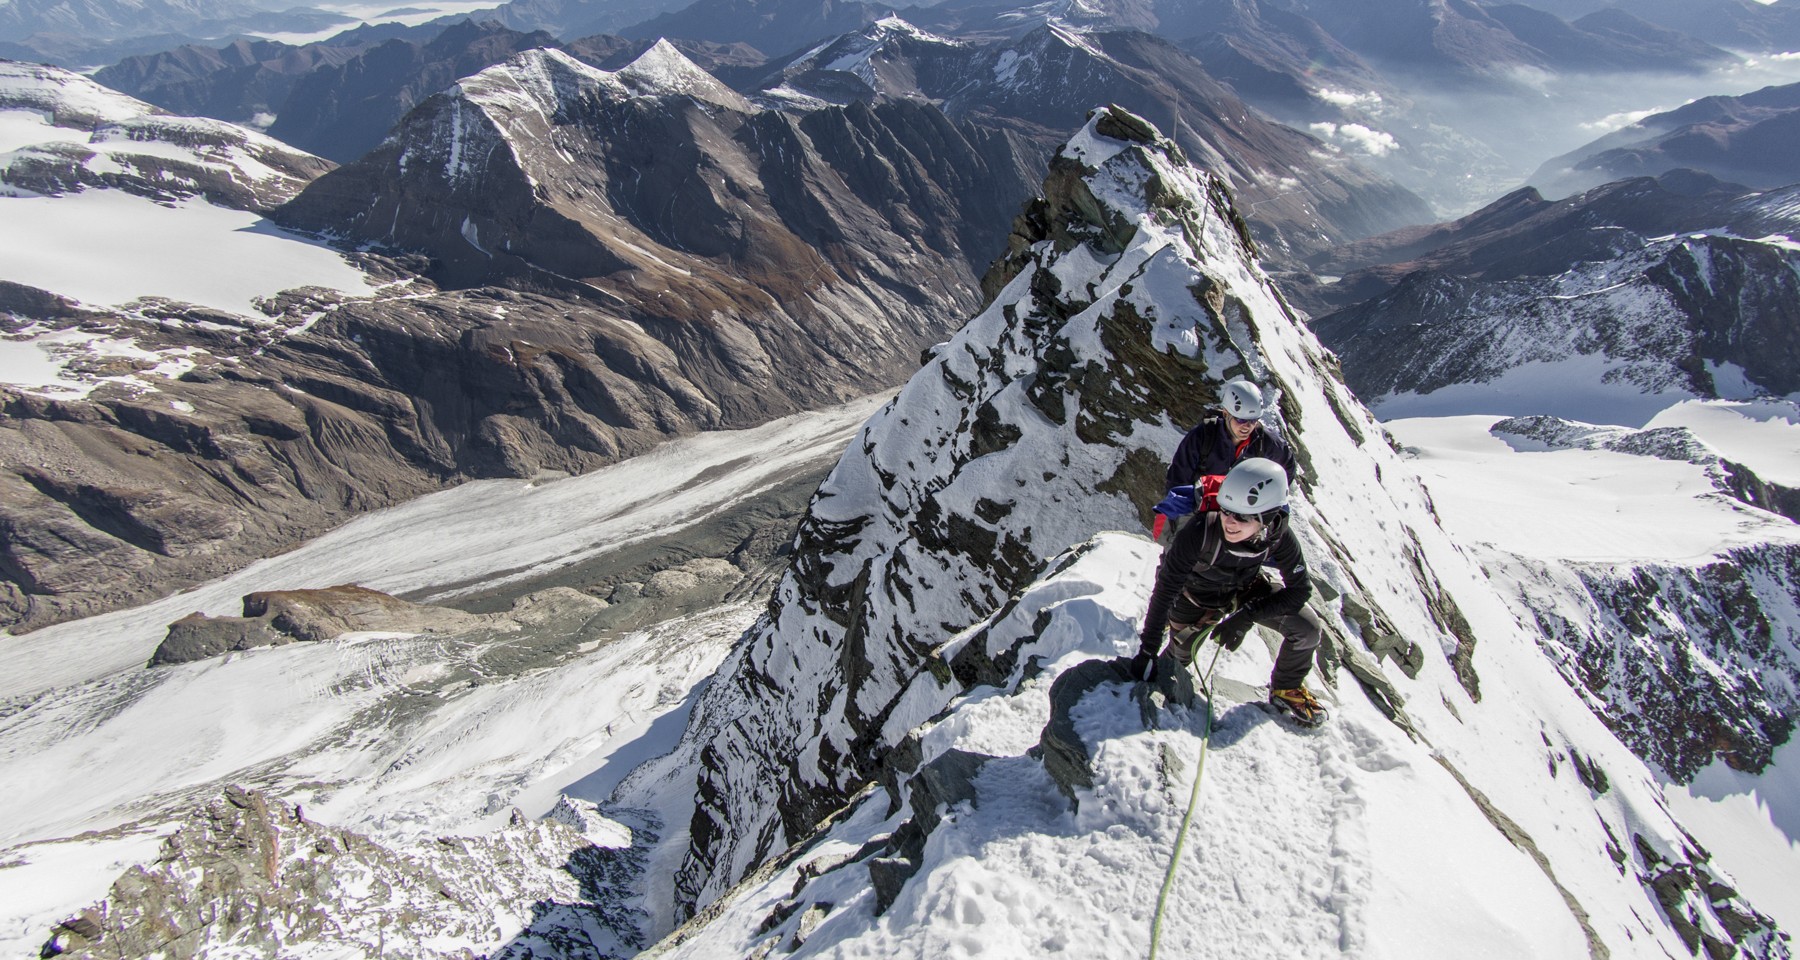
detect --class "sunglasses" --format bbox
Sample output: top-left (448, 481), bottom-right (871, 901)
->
top-left (1223, 509), bottom-right (1268, 525)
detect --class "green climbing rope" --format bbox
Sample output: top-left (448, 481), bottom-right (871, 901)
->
top-left (1148, 640), bottom-right (1225, 960)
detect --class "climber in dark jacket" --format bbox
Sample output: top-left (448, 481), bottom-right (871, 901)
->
top-left (1166, 376), bottom-right (1298, 489)
top-left (1152, 377), bottom-right (1299, 538)
top-left (1133, 457), bottom-right (1327, 725)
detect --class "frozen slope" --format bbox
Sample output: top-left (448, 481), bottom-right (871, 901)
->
top-left (1390, 409), bottom-right (1800, 936)
top-left (624, 107), bottom-right (1788, 959)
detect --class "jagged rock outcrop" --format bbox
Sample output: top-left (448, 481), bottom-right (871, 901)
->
top-left (39, 786), bottom-right (648, 959)
top-left (652, 103), bottom-right (1461, 918)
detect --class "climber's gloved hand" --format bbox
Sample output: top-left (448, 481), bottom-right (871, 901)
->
top-left (1128, 649), bottom-right (1159, 683)
top-left (1213, 611), bottom-right (1255, 652)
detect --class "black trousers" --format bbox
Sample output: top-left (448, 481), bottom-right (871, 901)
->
top-left (1164, 585), bottom-right (1322, 690)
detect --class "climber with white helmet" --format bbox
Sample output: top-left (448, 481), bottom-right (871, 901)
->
top-left (1151, 377), bottom-right (1299, 539)
top-left (1132, 456), bottom-right (1326, 726)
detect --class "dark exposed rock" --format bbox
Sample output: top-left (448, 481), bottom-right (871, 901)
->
top-left (1517, 544), bottom-right (1800, 782)
top-left (1038, 656), bottom-right (1196, 804)
top-left (149, 584), bottom-right (485, 666)
top-left (1633, 831), bottom-right (1786, 960)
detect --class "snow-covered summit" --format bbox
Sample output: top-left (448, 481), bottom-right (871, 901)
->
top-left (612, 105), bottom-right (1788, 957)
top-left (616, 39), bottom-right (751, 110)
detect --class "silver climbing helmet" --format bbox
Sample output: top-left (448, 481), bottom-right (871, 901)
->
top-left (1217, 457), bottom-right (1288, 517)
top-left (1219, 378), bottom-right (1265, 421)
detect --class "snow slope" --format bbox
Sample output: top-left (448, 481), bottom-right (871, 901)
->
top-left (651, 535), bottom-right (1595, 959)
top-left (0, 189), bottom-right (372, 320)
top-left (0, 393), bottom-right (883, 958)
top-left (0, 61), bottom-right (378, 395)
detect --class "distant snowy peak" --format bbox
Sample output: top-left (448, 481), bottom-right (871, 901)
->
top-left (615, 38), bottom-right (749, 109)
top-left (452, 45), bottom-right (749, 130)
top-left (0, 61), bottom-right (147, 130)
top-left (0, 61), bottom-right (330, 210)
top-left (814, 17), bottom-right (963, 75)
top-left (757, 15), bottom-right (968, 105)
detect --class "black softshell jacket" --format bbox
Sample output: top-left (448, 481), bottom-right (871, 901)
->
top-left (1140, 511), bottom-right (1312, 644)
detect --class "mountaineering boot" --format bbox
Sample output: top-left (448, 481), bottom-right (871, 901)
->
top-left (1268, 686), bottom-right (1328, 727)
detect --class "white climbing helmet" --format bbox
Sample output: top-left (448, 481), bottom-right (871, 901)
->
top-left (1217, 457), bottom-right (1288, 518)
top-left (1220, 378), bottom-right (1265, 422)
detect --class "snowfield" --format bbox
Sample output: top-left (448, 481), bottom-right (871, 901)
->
top-left (0, 189), bottom-right (374, 319)
top-left (1388, 405), bottom-right (1800, 935)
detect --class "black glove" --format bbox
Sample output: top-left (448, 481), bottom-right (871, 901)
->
top-left (1128, 649), bottom-right (1159, 683)
top-left (1213, 611), bottom-right (1254, 651)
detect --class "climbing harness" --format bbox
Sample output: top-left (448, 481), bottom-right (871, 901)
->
top-left (1148, 637), bottom-right (1225, 960)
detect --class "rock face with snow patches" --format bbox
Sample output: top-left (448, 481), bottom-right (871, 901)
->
top-left (274, 44), bottom-right (1041, 402)
top-left (40, 786), bottom-right (648, 959)
top-left (0, 61), bottom-right (330, 211)
top-left (607, 106), bottom-right (1787, 957)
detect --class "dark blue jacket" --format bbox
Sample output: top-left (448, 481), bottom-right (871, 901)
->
top-left (1165, 416), bottom-right (1298, 490)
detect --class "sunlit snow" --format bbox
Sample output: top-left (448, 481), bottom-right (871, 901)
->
top-left (0, 189), bottom-right (373, 318)
top-left (1388, 409), bottom-right (1800, 934)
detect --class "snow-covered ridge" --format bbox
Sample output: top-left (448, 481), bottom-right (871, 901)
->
top-left (626, 105), bottom-right (1788, 956)
top-left (452, 43), bottom-right (748, 124)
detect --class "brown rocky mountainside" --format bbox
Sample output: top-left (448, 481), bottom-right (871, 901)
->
top-left (0, 45), bottom-right (1044, 633)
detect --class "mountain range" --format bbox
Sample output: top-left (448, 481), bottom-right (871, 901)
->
top-left (0, 47), bottom-right (1044, 631)
top-left (1530, 80), bottom-right (1800, 198)
top-left (1305, 168), bottom-right (1800, 423)
top-left (4, 0), bottom-right (1800, 953)
top-left (17, 105), bottom-right (1793, 960)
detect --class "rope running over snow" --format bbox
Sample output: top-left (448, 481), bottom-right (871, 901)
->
top-left (1148, 639), bottom-right (1225, 960)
